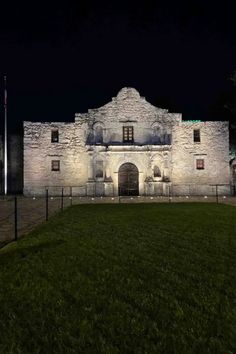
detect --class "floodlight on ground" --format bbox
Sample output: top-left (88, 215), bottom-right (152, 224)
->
top-left (186, 196), bottom-right (189, 198)
top-left (150, 197), bottom-right (153, 200)
top-left (91, 198), bottom-right (94, 200)
top-left (204, 196), bottom-right (207, 198)
top-left (50, 197), bottom-right (54, 200)
top-left (223, 196), bottom-right (226, 198)
top-left (111, 197), bottom-right (114, 200)
top-left (33, 197), bottom-right (36, 200)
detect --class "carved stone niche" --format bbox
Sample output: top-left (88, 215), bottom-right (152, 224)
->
top-left (153, 165), bottom-right (162, 181)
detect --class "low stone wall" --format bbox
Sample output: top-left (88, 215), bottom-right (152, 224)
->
top-left (172, 184), bottom-right (231, 196)
top-left (23, 183), bottom-right (232, 197)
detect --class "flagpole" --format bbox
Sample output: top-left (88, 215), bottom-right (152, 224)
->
top-left (4, 75), bottom-right (7, 195)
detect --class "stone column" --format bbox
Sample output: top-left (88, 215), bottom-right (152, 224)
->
top-left (147, 152), bottom-right (153, 178)
top-left (104, 157), bottom-right (113, 196)
top-left (87, 153), bottom-right (94, 180)
top-left (105, 165), bottom-right (111, 179)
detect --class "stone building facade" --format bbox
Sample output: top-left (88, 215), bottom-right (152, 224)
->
top-left (23, 87), bottom-right (231, 196)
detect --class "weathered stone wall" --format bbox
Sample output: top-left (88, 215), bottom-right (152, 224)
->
top-left (76, 87), bottom-right (180, 146)
top-left (85, 145), bottom-right (172, 196)
top-left (171, 121), bottom-right (230, 194)
top-left (24, 88), bottom-right (178, 195)
top-left (23, 87), bottom-right (231, 196)
top-left (24, 122), bottom-right (88, 195)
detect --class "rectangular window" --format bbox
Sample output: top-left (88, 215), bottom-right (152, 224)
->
top-left (196, 159), bottom-right (204, 170)
top-left (51, 160), bottom-right (60, 171)
top-left (96, 161), bottom-right (103, 178)
top-left (51, 129), bottom-right (59, 143)
top-left (193, 129), bottom-right (200, 143)
top-left (123, 126), bottom-right (133, 143)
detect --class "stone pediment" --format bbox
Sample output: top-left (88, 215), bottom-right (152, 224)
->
top-left (75, 87), bottom-right (181, 124)
top-left (111, 87), bottom-right (168, 114)
top-left (97, 87), bottom-right (166, 113)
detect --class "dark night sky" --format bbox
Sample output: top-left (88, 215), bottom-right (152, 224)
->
top-left (0, 1), bottom-right (236, 133)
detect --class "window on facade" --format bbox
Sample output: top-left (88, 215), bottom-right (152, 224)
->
top-left (152, 126), bottom-right (160, 144)
top-left (96, 161), bottom-right (103, 178)
top-left (51, 129), bottom-right (59, 143)
top-left (193, 129), bottom-right (200, 143)
top-left (196, 159), bottom-right (204, 170)
top-left (51, 160), bottom-right (60, 171)
top-left (153, 166), bottom-right (161, 177)
top-left (123, 126), bottom-right (134, 143)
top-left (95, 126), bottom-right (103, 144)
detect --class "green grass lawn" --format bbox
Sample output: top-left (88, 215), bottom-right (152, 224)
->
top-left (0, 203), bottom-right (236, 353)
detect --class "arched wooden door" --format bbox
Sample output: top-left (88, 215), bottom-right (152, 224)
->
top-left (118, 163), bottom-right (139, 196)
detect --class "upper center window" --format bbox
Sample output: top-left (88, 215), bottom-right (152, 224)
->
top-left (51, 129), bottom-right (59, 143)
top-left (95, 126), bottom-right (103, 144)
top-left (123, 126), bottom-right (134, 143)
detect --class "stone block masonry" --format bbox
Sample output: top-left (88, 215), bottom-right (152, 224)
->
top-left (23, 87), bottom-right (231, 196)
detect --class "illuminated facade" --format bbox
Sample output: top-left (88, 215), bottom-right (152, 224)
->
top-left (23, 87), bottom-right (231, 196)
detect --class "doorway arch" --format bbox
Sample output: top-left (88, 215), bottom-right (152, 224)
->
top-left (118, 163), bottom-right (139, 196)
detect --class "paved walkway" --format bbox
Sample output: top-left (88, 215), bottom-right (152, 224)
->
top-left (1, 195), bottom-right (236, 247)
top-left (0, 197), bottom-right (66, 245)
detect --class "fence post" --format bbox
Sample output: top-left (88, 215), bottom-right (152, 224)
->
top-left (70, 186), bottom-right (72, 207)
top-left (61, 187), bottom-right (64, 211)
top-left (14, 196), bottom-right (18, 241)
top-left (46, 189), bottom-right (49, 221)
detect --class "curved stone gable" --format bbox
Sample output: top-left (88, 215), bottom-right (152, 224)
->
top-left (116, 87), bottom-right (141, 100)
top-left (75, 87), bottom-right (179, 126)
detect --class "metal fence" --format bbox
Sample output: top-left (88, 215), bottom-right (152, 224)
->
top-left (1, 190), bottom-right (236, 249)
top-left (0, 194), bottom-right (70, 247)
